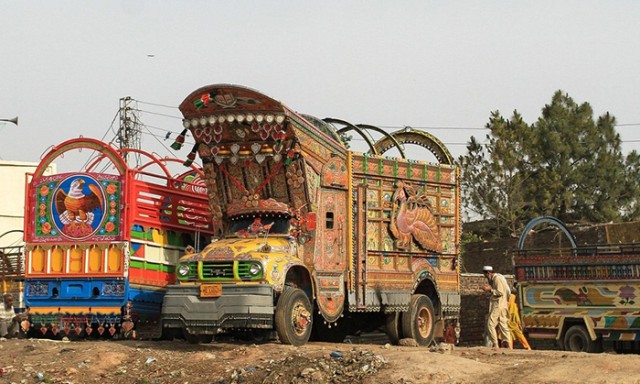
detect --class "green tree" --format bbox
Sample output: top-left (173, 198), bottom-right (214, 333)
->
top-left (460, 91), bottom-right (633, 235)
top-left (620, 150), bottom-right (640, 220)
top-left (459, 110), bottom-right (533, 237)
top-left (529, 92), bottom-right (627, 223)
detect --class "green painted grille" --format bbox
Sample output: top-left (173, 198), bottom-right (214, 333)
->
top-left (199, 261), bottom-right (263, 281)
top-left (201, 261), bottom-right (234, 280)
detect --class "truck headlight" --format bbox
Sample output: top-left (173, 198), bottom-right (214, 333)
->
top-left (178, 264), bottom-right (191, 277)
top-left (249, 263), bottom-right (263, 276)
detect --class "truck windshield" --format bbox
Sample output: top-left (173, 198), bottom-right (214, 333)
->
top-left (227, 215), bottom-right (291, 236)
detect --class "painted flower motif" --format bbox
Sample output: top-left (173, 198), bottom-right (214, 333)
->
top-left (105, 222), bottom-right (115, 233)
top-left (620, 285), bottom-right (636, 305)
top-left (41, 222), bottom-right (51, 234)
top-left (40, 185), bottom-right (50, 196)
top-left (110, 208), bottom-right (117, 215)
top-left (620, 285), bottom-right (636, 299)
top-left (39, 203), bottom-right (46, 210)
top-left (39, 209), bottom-right (46, 217)
top-left (110, 201), bottom-right (117, 208)
top-left (106, 183), bottom-right (117, 195)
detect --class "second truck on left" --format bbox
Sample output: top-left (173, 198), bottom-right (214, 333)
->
top-left (21, 138), bottom-right (212, 338)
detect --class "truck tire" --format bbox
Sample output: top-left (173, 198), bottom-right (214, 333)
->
top-left (386, 312), bottom-right (403, 345)
top-left (564, 325), bottom-right (600, 353)
top-left (275, 288), bottom-right (313, 346)
top-left (402, 294), bottom-right (435, 346)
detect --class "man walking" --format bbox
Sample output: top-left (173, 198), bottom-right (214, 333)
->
top-left (482, 266), bottom-right (511, 349)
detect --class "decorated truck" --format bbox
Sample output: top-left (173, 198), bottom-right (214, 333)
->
top-left (22, 138), bottom-right (212, 338)
top-left (161, 84), bottom-right (461, 346)
top-left (514, 216), bottom-right (640, 352)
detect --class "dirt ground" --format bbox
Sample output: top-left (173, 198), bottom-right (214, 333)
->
top-left (1, 335), bottom-right (640, 384)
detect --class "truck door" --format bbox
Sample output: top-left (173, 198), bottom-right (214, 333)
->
top-left (314, 187), bottom-right (348, 323)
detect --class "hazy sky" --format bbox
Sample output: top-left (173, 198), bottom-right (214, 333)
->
top-left (1, 1), bottom-right (639, 168)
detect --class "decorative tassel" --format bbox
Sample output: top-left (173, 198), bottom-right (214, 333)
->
top-left (171, 129), bottom-right (188, 150)
top-left (183, 144), bottom-right (198, 167)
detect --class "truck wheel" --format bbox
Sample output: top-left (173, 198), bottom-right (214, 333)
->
top-left (564, 325), bottom-right (600, 353)
top-left (402, 294), bottom-right (435, 346)
top-left (386, 312), bottom-right (403, 345)
top-left (275, 288), bottom-right (313, 346)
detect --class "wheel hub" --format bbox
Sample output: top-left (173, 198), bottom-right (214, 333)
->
top-left (291, 303), bottom-right (311, 335)
top-left (417, 307), bottom-right (432, 338)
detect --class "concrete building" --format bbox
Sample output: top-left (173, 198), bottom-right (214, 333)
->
top-left (0, 160), bottom-right (56, 247)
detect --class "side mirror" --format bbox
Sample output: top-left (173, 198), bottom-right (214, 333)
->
top-left (298, 234), bottom-right (310, 244)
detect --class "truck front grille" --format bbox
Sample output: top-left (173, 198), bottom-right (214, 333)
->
top-left (199, 261), bottom-right (262, 281)
top-left (201, 262), bottom-right (234, 279)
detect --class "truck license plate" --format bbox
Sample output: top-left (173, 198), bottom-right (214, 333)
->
top-left (200, 284), bottom-right (222, 298)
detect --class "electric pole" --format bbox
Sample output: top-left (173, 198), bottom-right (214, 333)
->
top-left (117, 97), bottom-right (141, 164)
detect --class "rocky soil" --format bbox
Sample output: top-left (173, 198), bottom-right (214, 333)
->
top-left (1, 335), bottom-right (640, 384)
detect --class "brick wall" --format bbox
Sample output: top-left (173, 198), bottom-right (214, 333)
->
top-left (459, 221), bottom-right (640, 275)
top-left (461, 238), bottom-right (516, 275)
top-left (459, 273), bottom-right (514, 346)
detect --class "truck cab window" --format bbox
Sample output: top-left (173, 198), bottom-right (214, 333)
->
top-left (326, 212), bottom-right (334, 229)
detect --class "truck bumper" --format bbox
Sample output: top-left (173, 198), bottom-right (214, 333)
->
top-left (161, 284), bottom-right (274, 334)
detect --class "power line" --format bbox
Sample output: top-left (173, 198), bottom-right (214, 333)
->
top-left (379, 122), bottom-right (640, 131)
top-left (136, 100), bottom-right (178, 110)
top-left (138, 127), bottom-right (196, 147)
top-left (379, 125), bottom-right (487, 131)
top-left (138, 124), bottom-right (181, 158)
top-left (131, 97), bottom-right (640, 130)
top-left (132, 108), bottom-right (182, 120)
top-left (114, 98), bottom-right (640, 154)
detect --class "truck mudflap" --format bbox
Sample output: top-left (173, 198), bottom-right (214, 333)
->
top-left (161, 284), bottom-right (274, 334)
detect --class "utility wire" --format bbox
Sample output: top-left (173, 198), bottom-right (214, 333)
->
top-left (138, 129), bottom-right (196, 148)
top-left (116, 99), bottom-right (640, 152)
top-left (139, 124), bottom-right (182, 157)
top-left (136, 100), bottom-right (179, 110)
top-left (132, 108), bottom-right (182, 120)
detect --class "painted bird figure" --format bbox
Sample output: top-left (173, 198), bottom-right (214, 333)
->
top-left (55, 178), bottom-right (104, 224)
top-left (390, 184), bottom-right (441, 252)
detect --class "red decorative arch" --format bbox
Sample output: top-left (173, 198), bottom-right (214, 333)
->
top-left (34, 138), bottom-right (127, 178)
